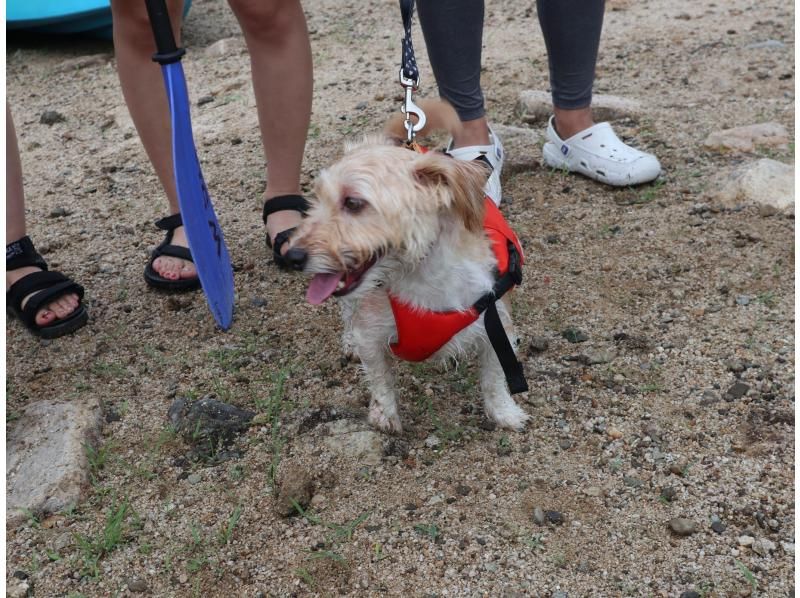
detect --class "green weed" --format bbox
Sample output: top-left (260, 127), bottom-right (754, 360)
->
top-left (74, 497), bottom-right (131, 577)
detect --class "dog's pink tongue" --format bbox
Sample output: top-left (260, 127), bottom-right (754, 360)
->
top-left (306, 272), bottom-right (344, 305)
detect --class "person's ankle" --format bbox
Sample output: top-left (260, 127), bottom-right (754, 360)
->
top-left (553, 107), bottom-right (594, 140)
top-left (451, 117), bottom-right (491, 149)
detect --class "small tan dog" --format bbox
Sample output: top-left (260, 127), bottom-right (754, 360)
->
top-left (285, 101), bottom-right (529, 433)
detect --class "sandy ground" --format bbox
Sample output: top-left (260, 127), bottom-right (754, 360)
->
top-left (5, 0), bottom-right (795, 596)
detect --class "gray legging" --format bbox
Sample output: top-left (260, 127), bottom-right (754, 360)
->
top-left (417, 0), bottom-right (605, 121)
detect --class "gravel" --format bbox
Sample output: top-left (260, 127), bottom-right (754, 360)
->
top-left (5, 0), bottom-right (794, 595)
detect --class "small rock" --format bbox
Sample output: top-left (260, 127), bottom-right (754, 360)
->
top-left (455, 484), bottom-right (471, 496)
top-left (382, 437), bottom-right (410, 459)
top-left (48, 207), bottom-right (70, 218)
top-left (546, 510), bottom-right (564, 525)
top-left (607, 428), bottom-right (623, 440)
top-left (275, 466), bottom-right (314, 517)
top-left (168, 397), bottom-right (255, 455)
top-left (552, 592), bottom-right (568, 598)
top-left (725, 382), bottom-right (751, 400)
top-left (127, 578), bottom-right (150, 593)
top-left (533, 507), bottom-right (546, 525)
top-left (529, 336), bottom-right (549, 353)
top-left (7, 581), bottom-right (30, 598)
top-left (516, 90), bottom-right (642, 123)
top-left (40, 110), bottom-right (66, 125)
top-left (561, 328), bottom-right (589, 343)
top-left (187, 473), bottom-right (202, 485)
top-left (623, 476), bottom-right (643, 488)
top-left (703, 123), bottom-right (790, 153)
top-left (250, 296), bottom-right (267, 308)
top-left (669, 457), bottom-right (689, 476)
top-left (584, 486), bottom-right (603, 497)
top-left (725, 359), bottom-right (746, 373)
top-left (780, 542), bottom-right (794, 554)
top-left (669, 518), bottom-right (697, 536)
top-left (584, 348), bottom-right (616, 365)
top-left (738, 535), bottom-right (755, 546)
top-left (424, 435), bottom-right (441, 449)
top-left (711, 520), bottom-right (726, 534)
top-left (706, 159), bottom-right (794, 214)
top-left (558, 438), bottom-right (572, 450)
top-left (736, 295), bottom-right (751, 306)
top-left (197, 95), bottom-right (215, 106)
top-left (752, 538), bottom-right (776, 556)
top-left (320, 420), bottom-right (384, 465)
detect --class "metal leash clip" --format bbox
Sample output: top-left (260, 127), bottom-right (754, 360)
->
top-left (399, 68), bottom-right (426, 144)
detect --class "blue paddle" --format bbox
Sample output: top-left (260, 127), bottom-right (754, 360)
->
top-left (145, 0), bottom-right (234, 330)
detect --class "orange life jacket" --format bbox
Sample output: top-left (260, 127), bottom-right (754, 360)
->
top-left (388, 198), bottom-right (524, 361)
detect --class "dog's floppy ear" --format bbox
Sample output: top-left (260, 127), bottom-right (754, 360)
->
top-left (413, 152), bottom-right (488, 233)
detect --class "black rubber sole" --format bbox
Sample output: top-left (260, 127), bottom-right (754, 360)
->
top-left (143, 264), bottom-right (202, 292)
top-left (8, 304), bottom-right (89, 339)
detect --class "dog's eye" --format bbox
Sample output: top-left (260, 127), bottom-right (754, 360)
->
top-left (343, 196), bottom-right (366, 213)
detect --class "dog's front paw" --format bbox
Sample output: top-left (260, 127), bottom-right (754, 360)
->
top-left (368, 403), bottom-right (403, 434)
top-left (487, 400), bottom-right (530, 431)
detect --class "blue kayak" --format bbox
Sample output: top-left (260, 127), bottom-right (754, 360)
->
top-left (6, 0), bottom-right (191, 38)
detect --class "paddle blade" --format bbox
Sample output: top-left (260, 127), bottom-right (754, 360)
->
top-left (161, 62), bottom-right (235, 330)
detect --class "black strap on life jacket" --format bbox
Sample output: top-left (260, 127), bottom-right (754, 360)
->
top-left (472, 241), bottom-right (528, 394)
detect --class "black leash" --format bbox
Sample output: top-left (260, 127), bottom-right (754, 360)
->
top-left (472, 242), bottom-right (529, 394)
top-left (397, 0), bottom-right (425, 143)
top-left (399, 0), bottom-right (419, 82)
top-left (396, 1), bottom-right (527, 394)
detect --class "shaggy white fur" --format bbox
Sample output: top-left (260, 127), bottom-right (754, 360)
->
top-left (290, 106), bottom-right (529, 433)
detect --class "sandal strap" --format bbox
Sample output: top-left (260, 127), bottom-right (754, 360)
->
top-left (6, 235), bottom-right (48, 272)
top-left (7, 271), bottom-right (84, 328)
top-left (155, 213), bottom-right (184, 232)
top-left (152, 243), bottom-right (194, 263)
top-left (262, 194), bottom-right (309, 224)
top-left (271, 227), bottom-right (297, 254)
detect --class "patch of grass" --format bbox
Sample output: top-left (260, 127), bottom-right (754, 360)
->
top-left (413, 523), bottom-right (441, 541)
top-left (258, 369), bottom-right (291, 488)
top-left (609, 457), bottom-right (624, 473)
top-left (736, 559), bottom-right (758, 591)
top-left (295, 567), bottom-right (316, 588)
top-left (291, 499), bottom-right (370, 544)
top-left (74, 497), bottom-right (132, 577)
top-left (90, 361), bottom-right (127, 379)
top-left (640, 382), bottom-right (665, 394)
top-left (84, 442), bottom-right (115, 484)
top-left (755, 290), bottom-right (778, 308)
top-left (20, 508), bottom-right (41, 529)
top-left (416, 393), bottom-right (463, 446)
top-left (218, 505), bottom-right (243, 546)
top-left (522, 534), bottom-right (543, 550)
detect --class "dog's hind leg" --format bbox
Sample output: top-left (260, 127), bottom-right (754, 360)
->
top-left (479, 340), bottom-right (529, 431)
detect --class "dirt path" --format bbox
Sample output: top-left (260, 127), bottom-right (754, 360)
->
top-left (6, 0), bottom-right (794, 596)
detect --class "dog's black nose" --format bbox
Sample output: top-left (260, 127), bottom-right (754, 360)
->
top-left (284, 247), bottom-right (308, 270)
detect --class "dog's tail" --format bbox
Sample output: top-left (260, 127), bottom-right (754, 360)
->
top-left (384, 99), bottom-right (461, 140)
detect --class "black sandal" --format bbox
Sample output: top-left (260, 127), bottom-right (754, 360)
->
top-left (6, 236), bottom-right (89, 339)
top-left (144, 213), bottom-right (201, 291)
top-left (262, 194), bottom-right (309, 269)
